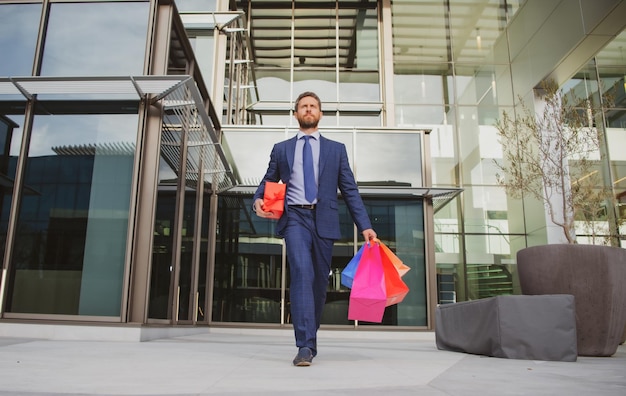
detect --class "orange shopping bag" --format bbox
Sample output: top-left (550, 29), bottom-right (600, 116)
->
top-left (262, 181), bottom-right (286, 219)
top-left (380, 246), bottom-right (410, 306)
top-left (377, 239), bottom-right (410, 277)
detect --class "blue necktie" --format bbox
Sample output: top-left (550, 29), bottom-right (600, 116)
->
top-left (302, 135), bottom-right (316, 203)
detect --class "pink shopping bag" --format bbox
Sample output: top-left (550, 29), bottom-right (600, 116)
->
top-left (347, 241), bottom-right (387, 323)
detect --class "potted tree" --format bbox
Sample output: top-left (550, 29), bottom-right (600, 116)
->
top-left (494, 79), bottom-right (626, 356)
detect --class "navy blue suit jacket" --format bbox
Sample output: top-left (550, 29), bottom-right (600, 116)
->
top-left (254, 135), bottom-right (372, 240)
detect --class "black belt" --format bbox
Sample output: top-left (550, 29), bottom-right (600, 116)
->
top-left (289, 204), bottom-right (316, 210)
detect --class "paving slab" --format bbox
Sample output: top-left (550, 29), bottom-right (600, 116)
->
top-left (0, 329), bottom-right (624, 395)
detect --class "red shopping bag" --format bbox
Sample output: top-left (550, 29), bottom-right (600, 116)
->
top-left (347, 242), bottom-right (387, 323)
top-left (380, 247), bottom-right (410, 306)
top-left (262, 181), bottom-right (285, 219)
top-left (373, 239), bottom-right (410, 306)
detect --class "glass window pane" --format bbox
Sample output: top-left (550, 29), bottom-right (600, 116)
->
top-left (0, 3), bottom-right (41, 76)
top-left (449, 0), bottom-right (509, 65)
top-left (190, 35), bottom-right (215, 92)
top-left (430, 123), bottom-right (458, 186)
top-left (396, 104), bottom-right (446, 126)
top-left (395, 72), bottom-right (446, 106)
top-left (223, 128), bottom-right (290, 184)
top-left (391, 1), bottom-right (448, 70)
top-left (213, 195), bottom-right (283, 323)
top-left (342, 198), bottom-right (426, 326)
top-left (0, 113), bottom-right (25, 275)
top-left (177, 191), bottom-right (197, 321)
top-left (293, 70), bottom-right (337, 104)
top-left (255, 69), bottom-right (291, 103)
top-left (465, 234), bottom-right (517, 300)
top-left (455, 65), bottom-right (514, 106)
top-left (458, 105), bottom-right (507, 185)
top-left (41, 2), bottom-right (149, 76)
top-left (7, 113), bottom-right (137, 316)
top-left (339, 71), bottom-right (380, 102)
top-left (336, 114), bottom-right (381, 127)
top-left (338, 5), bottom-right (378, 70)
top-left (177, 0), bottom-right (217, 12)
top-left (149, 185), bottom-right (174, 320)
top-left (355, 131), bottom-right (423, 187)
top-left (293, 5), bottom-right (336, 70)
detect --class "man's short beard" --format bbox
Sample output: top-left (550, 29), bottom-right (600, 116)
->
top-left (298, 118), bottom-right (319, 129)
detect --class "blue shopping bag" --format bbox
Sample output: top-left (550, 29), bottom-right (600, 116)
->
top-left (341, 244), bottom-right (365, 289)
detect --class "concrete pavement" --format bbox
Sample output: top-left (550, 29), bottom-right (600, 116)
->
top-left (0, 328), bottom-right (624, 395)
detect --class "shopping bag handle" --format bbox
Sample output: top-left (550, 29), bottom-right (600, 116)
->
top-left (366, 237), bottom-right (381, 247)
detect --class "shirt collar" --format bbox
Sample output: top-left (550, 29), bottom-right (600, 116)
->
top-left (297, 130), bottom-right (320, 140)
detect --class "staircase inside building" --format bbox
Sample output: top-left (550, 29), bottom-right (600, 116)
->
top-left (467, 263), bottom-right (514, 299)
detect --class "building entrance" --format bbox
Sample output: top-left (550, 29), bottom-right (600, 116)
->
top-left (213, 193), bottom-right (428, 327)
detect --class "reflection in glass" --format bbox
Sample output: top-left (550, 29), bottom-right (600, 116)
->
top-left (395, 73), bottom-right (446, 106)
top-left (336, 114), bottom-right (381, 127)
top-left (213, 195), bottom-right (283, 323)
top-left (430, 123), bottom-right (457, 186)
top-left (177, 142), bottom-right (202, 321)
top-left (6, 114), bottom-right (137, 316)
top-left (355, 132), bottom-right (422, 187)
top-left (255, 72), bottom-right (291, 103)
top-left (0, 114), bottom-right (24, 273)
top-left (449, 1), bottom-right (513, 65)
top-left (338, 71), bottom-right (380, 102)
top-left (434, 195), bottom-right (465, 303)
top-left (293, 70), bottom-right (338, 104)
top-left (396, 104), bottom-right (446, 126)
top-left (189, 35), bottom-right (215, 93)
top-left (223, 128), bottom-right (289, 184)
top-left (196, 193), bottom-right (211, 322)
top-left (464, 234), bottom-right (516, 300)
top-left (149, 176), bottom-right (175, 320)
top-left (455, 65), bottom-right (513, 106)
top-left (41, 2), bottom-right (149, 76)
top-left (177, 0), bottom-right (217, 12)
top-left (177, 192), bottom-right (197, 321)
top-left (0, 3), bottom-right (41, 76)
top-left (243, 1), bottom-right (381, 127)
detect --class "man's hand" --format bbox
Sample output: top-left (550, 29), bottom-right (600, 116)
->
top-left (362, 228), bottom-right (377, 241)
top-left (253, 198), bottom-right (273, 218)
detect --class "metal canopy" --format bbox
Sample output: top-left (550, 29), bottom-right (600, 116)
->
top-left (0, 75), bottom-right (236, 192)
top-left (0, 76), bottom-right (191, 100)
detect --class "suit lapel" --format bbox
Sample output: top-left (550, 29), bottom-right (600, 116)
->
top-left (318, 135), bottom-right (329, 177)
top-left (286, 136), bottom-right (297, 175)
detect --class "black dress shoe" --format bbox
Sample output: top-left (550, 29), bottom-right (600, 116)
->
top-left (292, 347), bottom-right (313, 366)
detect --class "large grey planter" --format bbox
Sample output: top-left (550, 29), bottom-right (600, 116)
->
top-left (517, 244), bottom-right (626, 357)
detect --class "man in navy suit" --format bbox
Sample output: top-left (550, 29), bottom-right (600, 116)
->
top-left (253, 91), bottom-right (377, 366)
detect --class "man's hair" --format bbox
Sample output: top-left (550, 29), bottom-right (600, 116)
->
top-left (294, 91), bottom-right (322, 112)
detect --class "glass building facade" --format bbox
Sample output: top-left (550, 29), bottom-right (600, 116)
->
top-left (0, 0), bottom-right (624, 332)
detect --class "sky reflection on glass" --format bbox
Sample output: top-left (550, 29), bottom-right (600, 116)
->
top-left (41, 2), bottom-right (149, 76)
top-left (30, 114), bottom-right (138, 157)
top-left (0, 4), bottom-right (40, 76)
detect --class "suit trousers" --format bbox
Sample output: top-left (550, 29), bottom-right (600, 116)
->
top-left (284, 206), bottom-right (334, 354)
